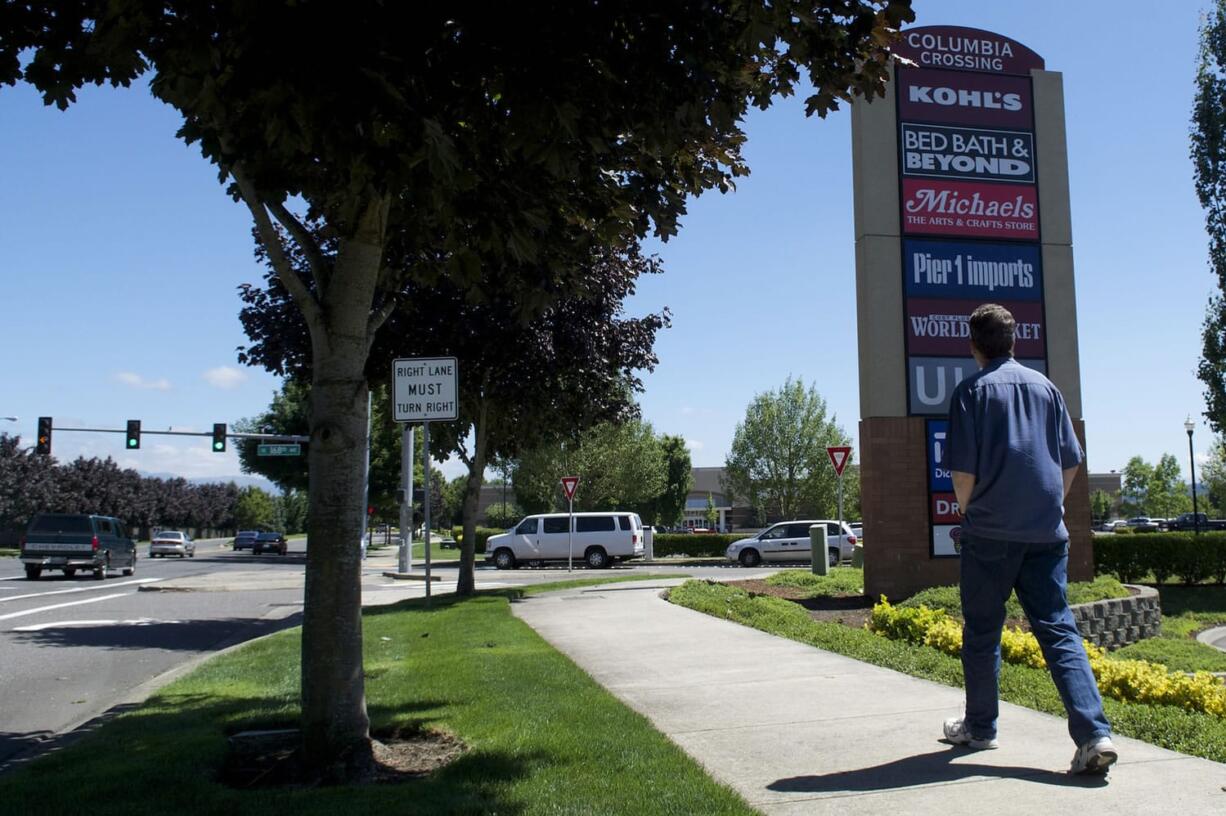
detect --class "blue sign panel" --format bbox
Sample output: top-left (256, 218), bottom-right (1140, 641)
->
top-left (927, 419), bottom-right (951, 492)
top-left (904, 238), bottom-right (1043, 301)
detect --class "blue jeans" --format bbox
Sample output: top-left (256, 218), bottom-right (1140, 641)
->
top-left (959, 534), bottom-right (1112, 746)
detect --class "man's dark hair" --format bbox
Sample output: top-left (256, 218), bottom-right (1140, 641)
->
top-left (968, 303), bottom-right (1015, 359)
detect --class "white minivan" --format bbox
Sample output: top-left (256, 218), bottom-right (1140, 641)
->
top-left (485, 512), bottom-right (645, 570)
top-left (725, 520), bottom-right (857, 568)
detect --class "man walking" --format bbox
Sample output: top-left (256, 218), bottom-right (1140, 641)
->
top-left (943, 303), bottom-right (1117, 775)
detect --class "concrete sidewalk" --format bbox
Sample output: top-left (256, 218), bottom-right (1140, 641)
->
top-left (512, 579), bottom-right (1226, 815)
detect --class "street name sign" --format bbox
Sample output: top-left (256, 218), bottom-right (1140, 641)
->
top-left (392, 357), bottom-right (459, 422)
top-left (258, 444), bottom-right (301, 456)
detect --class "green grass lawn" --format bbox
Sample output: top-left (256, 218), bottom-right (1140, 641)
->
top-left (0, 576), bottom-right (751, 816)
top-left (0, 548), bottom-right (17, 558)
top-left (764, 567), bottom-right (864, 597)
top-left (1108, 585), bottom-right (1226, 672)
top-left (667, 579), bottom-right (1226, 764)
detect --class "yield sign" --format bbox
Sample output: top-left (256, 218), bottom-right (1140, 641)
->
top-left (826, 446), bottom-right (852, 477)
top-left (560, 476), bottom-right (580, 502)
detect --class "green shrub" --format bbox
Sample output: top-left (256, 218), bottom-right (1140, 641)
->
top-left (652, 533), bottom-right (742, 558)
top-left (897, 576), bottom-right (1129, 621)
top-left (452, 526), bottom-right (505, 553)
top-left (1095, 532), bottom-right (1226, 585)
top-left (764, 568), bottom-right (864, 597)
top-left (1112, 638), bottom-right (1226, 673)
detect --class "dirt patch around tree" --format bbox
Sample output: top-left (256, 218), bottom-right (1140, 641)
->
top-left (728, 578), bottom-right (876, 628)
top-left (219, 724), bottom-right (465, 789)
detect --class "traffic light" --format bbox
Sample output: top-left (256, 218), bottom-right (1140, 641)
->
top-left (36, 417), bottom-right (52, 455)
top-left (212, 423), bottom-right (227, 452)
top-left (125, 419), bottom-right (141, 450)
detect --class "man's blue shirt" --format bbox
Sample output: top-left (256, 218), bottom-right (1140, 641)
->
top-left (947, 356), bottom-right (1083, 543)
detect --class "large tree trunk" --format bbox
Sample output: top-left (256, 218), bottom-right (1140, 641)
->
top-left (456, 396), bottom-right (489, 596)
top-left (298, 207), bottom-right (386, 780)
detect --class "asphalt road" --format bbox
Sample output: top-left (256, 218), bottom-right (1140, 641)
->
top-left (0, 539), bottom-right (774, 772)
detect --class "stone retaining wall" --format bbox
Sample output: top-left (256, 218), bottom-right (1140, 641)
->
top-left (1070, 584), bottom-right (1160, 649)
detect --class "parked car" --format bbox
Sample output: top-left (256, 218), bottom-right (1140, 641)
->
top-left (20, 513), bottom-right (137, 580)
top-left (1167, 512), bottom-right (1226, 531)
top-left (149, 530), bottom-right (195, 558)
top-left (1127, 517), bottom-right (1160, 533)
top-left (484, 512), bottom-right (645, 570)
top-left (849, 522), bottom-right (864, 540)
top-left (233, 530), bottom-right (260, 551)
top-left (1106, 519), bottom-right (1130, 532)
top-left (253, 531), bottom-right (288, 555)
top-left (725, 520), bottom-right (857, 568)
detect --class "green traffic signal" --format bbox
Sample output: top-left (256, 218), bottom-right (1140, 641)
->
top-left (125, 419), bottom-right (141, 450)
top-left (211, 423), bottom-right (227, 452)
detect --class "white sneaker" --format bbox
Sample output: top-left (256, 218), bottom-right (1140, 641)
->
top-left (1070, 736), bottom-right (1118, 775)
top-left (943, 717), bottom-right (998, 750)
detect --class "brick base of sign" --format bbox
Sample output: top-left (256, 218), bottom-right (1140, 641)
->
top-left (860, 416), bottom-right (1093, 602)
top-left (1071, 584), bottom-right (1161, 650)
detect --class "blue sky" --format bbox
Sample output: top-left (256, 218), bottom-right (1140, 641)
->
top-left (0, 1), bottom-right (1215, 486)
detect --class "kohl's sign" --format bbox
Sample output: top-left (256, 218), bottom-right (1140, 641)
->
top-left (898, 68), bottom-right (1033, 129)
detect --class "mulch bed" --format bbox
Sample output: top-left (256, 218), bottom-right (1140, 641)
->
top-left (220, 724), bottom-right (465, 789)
top-left (728, 579), bottom-right (875, 629)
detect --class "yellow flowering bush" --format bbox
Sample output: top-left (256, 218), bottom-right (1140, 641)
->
top-left (868, 598), bottom-right (1226, 718)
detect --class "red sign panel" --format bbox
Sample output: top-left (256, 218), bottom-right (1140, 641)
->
top-left (897, 68), bottom-right (1032, 129)
top-left (931, 492), bottom-right (961, 525)
top-left (826, 446), bottom-right (852, 477)
top-left (901, 179), bottom-right (1038, 241)
top-left (894, 26), bottom-right (1045, 76)
top-left (560, 476), bottom-right (580, 502)
top-left (906, 298), bottom-right (1045, 357)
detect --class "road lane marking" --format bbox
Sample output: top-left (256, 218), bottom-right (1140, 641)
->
top-left (0, 593), bottom-right (131, 622)
top-left (12, 618), bottom-right (183, 632)
top-left (0, 578), bottom-right (161, 604)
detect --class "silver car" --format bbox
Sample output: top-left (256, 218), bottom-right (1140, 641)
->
top-left (150, 530), bottom-right (195, 558)
top-left (725, 520), bottom-right (857, 568)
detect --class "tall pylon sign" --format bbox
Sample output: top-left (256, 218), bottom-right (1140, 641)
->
top-left (852, 26), bottom-right (1091, 599)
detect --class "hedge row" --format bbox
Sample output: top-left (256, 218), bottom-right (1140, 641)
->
top-left (1094, 532), bottom-right (1226, 585)
top-left (652, 533), bottom-right (743, 558)
top-left (452, 526), bottom-right (505, 553)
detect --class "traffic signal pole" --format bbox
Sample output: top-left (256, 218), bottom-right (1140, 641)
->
top-left (31, 418), bottom-right (307, 455)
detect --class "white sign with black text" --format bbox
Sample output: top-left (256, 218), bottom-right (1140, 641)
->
top-left (392, 357), bottom-right (459, 423)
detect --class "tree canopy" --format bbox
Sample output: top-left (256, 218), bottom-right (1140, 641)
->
top-left (1193, 0), bottom-right (1226, 431)
top-left (2, 0), bottom-right (913, 778)
top-left (724, 377), bottom-right (854, 520)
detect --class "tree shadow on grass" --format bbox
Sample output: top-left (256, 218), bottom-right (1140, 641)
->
top-left (768, 747), bottom-right (1108, 795)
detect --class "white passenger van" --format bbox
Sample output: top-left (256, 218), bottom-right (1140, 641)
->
top-left (485, 512), bottom-right (645, 570)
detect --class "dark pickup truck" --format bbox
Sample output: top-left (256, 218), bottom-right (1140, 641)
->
top-left (20, 513), bottom-right (138, 580)
top-left (1165, 512), bottom-right (1226, 532)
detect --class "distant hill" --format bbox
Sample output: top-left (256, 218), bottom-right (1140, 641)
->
top-left (141, 472), bottom-right (281, 494)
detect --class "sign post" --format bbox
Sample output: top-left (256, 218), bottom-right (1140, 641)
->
top-left (391, 357), bottom-right (459, 582)
top-left (399, 425), bottom-right (413, 574)
top-left (827, 446), bottom-right (852, 561)
top-left (423, 421), bottom-right (432, 603)
top-left (561, 476), bottom-right (580, 572)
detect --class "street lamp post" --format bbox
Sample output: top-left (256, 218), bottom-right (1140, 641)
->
top-left (1186, 417), bottom-right (1200, 535)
